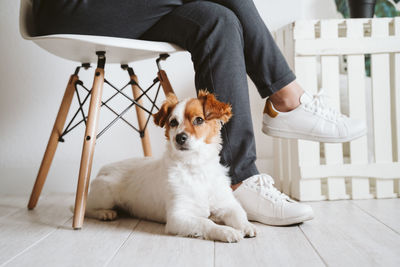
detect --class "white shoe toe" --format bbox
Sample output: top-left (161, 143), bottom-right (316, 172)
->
top-left (234, 174), bottom-right (314, 226)
top-left (283, 201), bottom-right (314, 222)
top-left (345, 118), bottom-right (367, 139)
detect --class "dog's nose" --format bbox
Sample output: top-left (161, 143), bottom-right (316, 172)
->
top-left (176, 132), bottom-right (188, 145)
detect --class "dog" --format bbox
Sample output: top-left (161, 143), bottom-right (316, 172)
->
top-left (85, 90), bottom-right (256, 242)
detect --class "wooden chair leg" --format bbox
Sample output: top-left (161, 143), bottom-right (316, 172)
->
top-left (128, 69), bottom-right (152, 157)
top-left (73, 67), bottom-right (104, 229)
top-left (28, 74), bottom-right (78, 210)
top-left (157, 69), bottom-right (175, 96)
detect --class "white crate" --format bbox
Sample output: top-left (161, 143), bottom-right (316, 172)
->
top-left (273, 18), bottom-right (400, 201)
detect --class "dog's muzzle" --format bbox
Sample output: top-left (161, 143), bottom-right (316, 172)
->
top-left (176, 132), bottom-right (188, 145)
top-left (175, 132), bottom-right (188, 150)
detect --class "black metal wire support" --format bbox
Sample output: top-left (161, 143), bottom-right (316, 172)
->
top-left (58, 53), bottom-right (168, 142)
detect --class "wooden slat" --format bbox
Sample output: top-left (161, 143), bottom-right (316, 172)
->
top-left (274, 24), bottom-right (285, 51)
top-left (301, 201), bottom-right (400, 266)
top-left (215, 223), bottom-right (324, 267)
top-left (292, 21), bottom-right (324, 201)
top-left (293, 20), bottom-right (319, 40)
top-left (273, 26), bottom-right (286, 193)
top-left (346, 19), bottom-right (372, 199)
top-left (320, 20), bottom-right (348, 200)
top-left (5, 217), bottom-right (139, 267)
top-left (300, 162), bottom-right (400, 179)
top-left (290, 139), bottom-right (325, 201)
top-left (281, 25), bottom-right (295, 196)
top-left (370, 19), bottom-right (396, 198)
top-left (392, 17), bottom-right (400, 163)
top-left (281, 139), bottom-right (291, 195)
top-left (393, 18), bottom-right (400, 196)
top-left (371, 20), bottom-right (393, 163)
top-left (107, 220), bottom-right (214, 267)
top-left (283, 23), bottom-right (295, 70)
top-left (0, 195), bottom-right (73, 265)
top-left (272, 138), bottom-right (284, 192)
top-left (295, 36), bottom-right (400, 56)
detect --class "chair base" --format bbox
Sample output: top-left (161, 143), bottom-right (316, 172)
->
top-left (27, 52), bottom-right (175, 229)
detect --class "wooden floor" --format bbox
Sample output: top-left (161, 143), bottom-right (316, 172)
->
top-left (0, 194), bottom-right (399, 267)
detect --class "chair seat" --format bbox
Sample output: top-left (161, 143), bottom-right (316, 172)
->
top-left (29, 34), bottom-right (184, 63)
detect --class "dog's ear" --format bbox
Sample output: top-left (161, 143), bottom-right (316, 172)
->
top-left (198, 90), bottom-right (232, 124)
top-left (153, 93), bottom-right (178, 127)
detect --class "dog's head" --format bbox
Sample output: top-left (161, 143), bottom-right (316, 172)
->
top-left (153, 90), bottom-right (232, 153)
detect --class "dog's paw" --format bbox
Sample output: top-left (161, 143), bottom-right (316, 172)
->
top-left (209, 226), bottom-right (243, 243)
top-left (96, 209), bottom-right (118, 221)
top-left (240, 222), bottom-right (257, 238)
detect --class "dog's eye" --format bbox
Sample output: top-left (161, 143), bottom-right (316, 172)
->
top-left (169, 119), bottom-right (178, 127)
top-left (193, 117), bottom-right (204, 125)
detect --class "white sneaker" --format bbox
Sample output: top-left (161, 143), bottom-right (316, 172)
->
top-left (233, 174), bottom-right (314, 226)
top-left (262, 90), bottom-right (366, 143)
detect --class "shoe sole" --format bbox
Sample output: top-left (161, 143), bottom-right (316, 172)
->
top-left (248, 212), bottom-right (314, 226)
top-left (262, 125), bottom-right (367, 143)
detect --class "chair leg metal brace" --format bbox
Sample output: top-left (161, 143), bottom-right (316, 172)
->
top-left (27, 69), bottom-right (79, 210)
top-left (73, 51), bottom-right (106, 229)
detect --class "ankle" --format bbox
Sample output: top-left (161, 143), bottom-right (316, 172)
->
top-left (268, 80), bottom-right (304, 112)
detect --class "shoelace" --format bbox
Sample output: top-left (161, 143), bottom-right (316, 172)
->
top-left (244, 174), bottom-right (289, 202)
top-left (304, 89), bottom-right (345, 122)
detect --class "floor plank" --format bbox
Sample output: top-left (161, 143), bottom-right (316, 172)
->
top-left (5, 217), bottom-right (139, 267)
top-left (0, 195), bottom-right (73, 265)
top-left (300, 201), bottom-right (400, 267)
top-left (1, 194), bottom-right (400, 267)
top-left (107, 220), bottom-right (214, 267)
top-left (352, 198), bottom-right (400, 234)
top-left (0, 195), bottom-right (28, 219)
top-left (215, 222), bottom-right (324, 267)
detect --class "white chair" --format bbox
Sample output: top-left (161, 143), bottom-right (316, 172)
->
top-left (20, 0), bottom-right (183, 229)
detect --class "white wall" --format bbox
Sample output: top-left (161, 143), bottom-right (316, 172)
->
top-left (0, 0), bottom-right (339, 194)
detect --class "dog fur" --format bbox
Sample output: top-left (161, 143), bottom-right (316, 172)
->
top-left (85, 91), bottom-right (256, 242)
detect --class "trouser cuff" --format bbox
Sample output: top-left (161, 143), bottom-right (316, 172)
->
top-left (259, 71), bottom-right (297, 98)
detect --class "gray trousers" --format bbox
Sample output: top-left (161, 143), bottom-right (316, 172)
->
top-left (34, 0), bottom-right (296, 184)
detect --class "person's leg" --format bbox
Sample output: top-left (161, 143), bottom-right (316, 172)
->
top-left (201, 0), bottom-right (366, 144)
top-left (141, 1), bottom-right (259, 184)
top-left (199, 0), bottom-right (307, 113)
top-left (195, 0), bottom-right (297, 99)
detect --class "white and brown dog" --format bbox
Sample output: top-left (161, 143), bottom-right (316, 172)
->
top-left (85, 91), bottom-right (256, 242)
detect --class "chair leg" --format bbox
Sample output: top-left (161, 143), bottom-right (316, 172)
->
top-left (27, 74), bottom-right (78, 210)
top-left (73, 66), bottom-right (105, 229)
top-left (128, 69), bottom-right (152, 157)
top-left (157, 69), bottom-right (175, 96)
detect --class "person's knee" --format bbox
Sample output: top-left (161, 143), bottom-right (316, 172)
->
top-left (216, 6), bottom-right (242, 29)
top-left (212, 5), bottom-right (243, 36)
top-left (193, 2), bottom-right (243, 39)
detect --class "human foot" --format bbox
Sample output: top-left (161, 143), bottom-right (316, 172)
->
top-left (263, 90), bottom-right (366, 143)
top-left (233, 174), bottom-right (314, 226)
